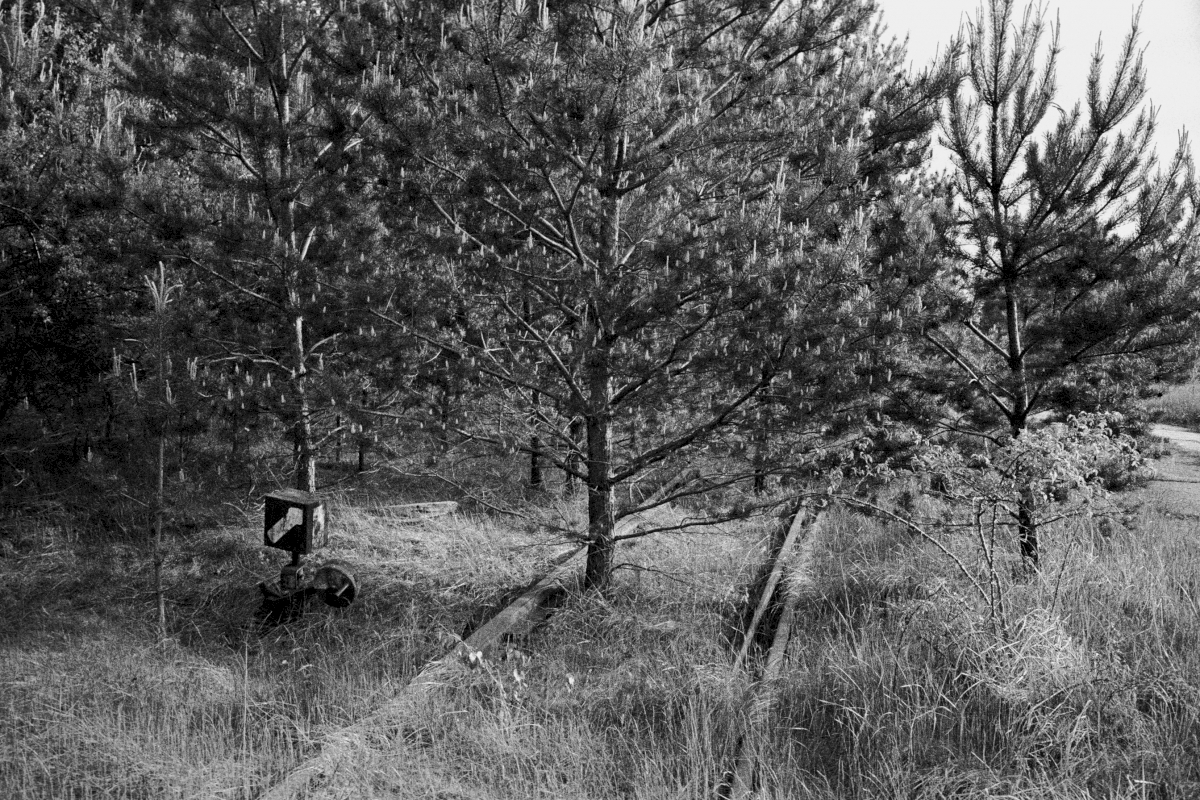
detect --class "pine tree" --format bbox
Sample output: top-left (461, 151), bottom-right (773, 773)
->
top-left (125, 0), bottom-right (387, 492)
top-left (373, 0), bottom-right (930, 589)
top-left (932, 0), bottom-right (1200, 565)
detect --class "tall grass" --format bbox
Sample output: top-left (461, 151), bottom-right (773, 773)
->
top-left (297, 498), bottom-right (1200, 799)
top-left (259, 514), bottom-right (762, 799)
top-left (1145, 382), bottom-right (1200, 428)
top-left (6, 470), bottom-right (1200, 798)
top-left (749, 501), bottom-right (1200, 797)
top-left (0, 494), bottom-right (560, 799)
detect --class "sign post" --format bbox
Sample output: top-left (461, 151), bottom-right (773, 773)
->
top-left (259, 490), bottom-right (356, 621)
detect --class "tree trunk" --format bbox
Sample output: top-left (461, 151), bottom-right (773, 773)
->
top-left (583, 132), bottom-right (624, 592)
top-left (154, 424), bottom-right (166, 640)
top-left (1017, 489), bottom-right (1039, 568)
top-left (530, 434), bottom-right (542, 487)
top-left (104, 387), bottom-right (115, 441)
top-left (177, 410), bottom-right (186, 479)
top-left (529, 390), bottom-right (542, 488)
top-left (752, 405), bottom-right (770, 494)
top-left (1003, 283), bottom-right (1038, 568)
top-left (292, 314), bottom-right (317, 493)
top-left (230, 407), bottom-right (240, 460)
top-left (583, 334), bottom-right (615, 590)
top-left (358, 388), bottom-right (370, 473)
top-left (437, 374), bottom-right (453, 454)
top-left (564, 417), bottom-right (583, 496)
top-left (584, 410), bottom-right (615, 591)
top-left (1004, 288), bottom-right (1030, 438)
top-left (150, 263), bottom-right (170, 642)
top-left (276, 47), bottom-right (316, 495)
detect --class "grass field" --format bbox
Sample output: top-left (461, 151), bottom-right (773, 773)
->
top-left (4, 447), bottom-right (1200, 798)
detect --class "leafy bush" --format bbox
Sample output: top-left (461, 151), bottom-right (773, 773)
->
top-left (918, 412), bottom-right (1147, 515)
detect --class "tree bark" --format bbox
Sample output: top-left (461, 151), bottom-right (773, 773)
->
top-left (752, 404), bottom-right (771, 494)
top-left (584, 406), bottom-right (615, 591)
top-left (529, 390), bottom-right (542, 488)
top-left (154, 424), bottom-right (166, 639)
top-left (1004, 281), bottom-right (1038, 568)
top-left (565, 416), bottom-right (583, 496)
top-left (437, 374), bottom-right (453, 454)
top-left (358, 388), bottom-right (370, 473)
top-left (292, 314), bottom-right (317, 493)
top-left (1004, 285), bottom-right (1030, 437)
top-left (150, 264), bottom-right (170, 642)
top-left (582, 317), bottom-right (615, 590)
top-left (1017, 488), bottom-right (1039, 568)
top-left (583, 161), bottom-right (623, 591)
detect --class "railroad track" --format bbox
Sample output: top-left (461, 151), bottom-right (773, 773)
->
top-left (258, 488), bottom-right (824, 800)
top-left (720, 504), bottom-right (825, 800)
top-left (258, 541), bottom-right (585, 800)
top-left (257, 474), bottom-right (693, 800)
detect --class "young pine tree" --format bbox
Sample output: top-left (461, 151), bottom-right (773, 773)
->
top-left (126, 0), bottom-right (387, 492)
top-left (931, 0), bottom-right (1200, 565)
top-left (373, 0), bottom-right (932, 590)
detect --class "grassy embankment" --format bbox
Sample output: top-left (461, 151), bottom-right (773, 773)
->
top-left (5, 407), bottom-right (1200, 798)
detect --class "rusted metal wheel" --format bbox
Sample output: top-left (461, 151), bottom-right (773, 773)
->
top-left (313, 563), bottom-right (357, 608)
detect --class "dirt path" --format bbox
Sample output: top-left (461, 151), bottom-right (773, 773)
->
top-left (1145, 424), bottom-right (1200, 518)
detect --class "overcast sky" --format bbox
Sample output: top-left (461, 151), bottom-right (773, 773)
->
top-left (875, 0), bottom-right (1200, 166)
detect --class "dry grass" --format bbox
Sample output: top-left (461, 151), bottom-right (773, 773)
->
top-left (1145, 381), bottom-right (1200, 428)
top-left (744, 495), bottom-right (1200, 798)
top-left (5, 462), bottom-right (1200, 798)
top-left (0, 489), bottom-right (564, 799)
top-left (296, 508), bottom-right (763, 800)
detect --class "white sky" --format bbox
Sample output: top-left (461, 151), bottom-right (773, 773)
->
top-left (876, 0), bottom-right (1200, 166)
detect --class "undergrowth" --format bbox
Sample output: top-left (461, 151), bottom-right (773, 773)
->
top-left (0, 488), bottom-right (554, 799)
top-left (4, 448), bottom-right (1200, 798)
